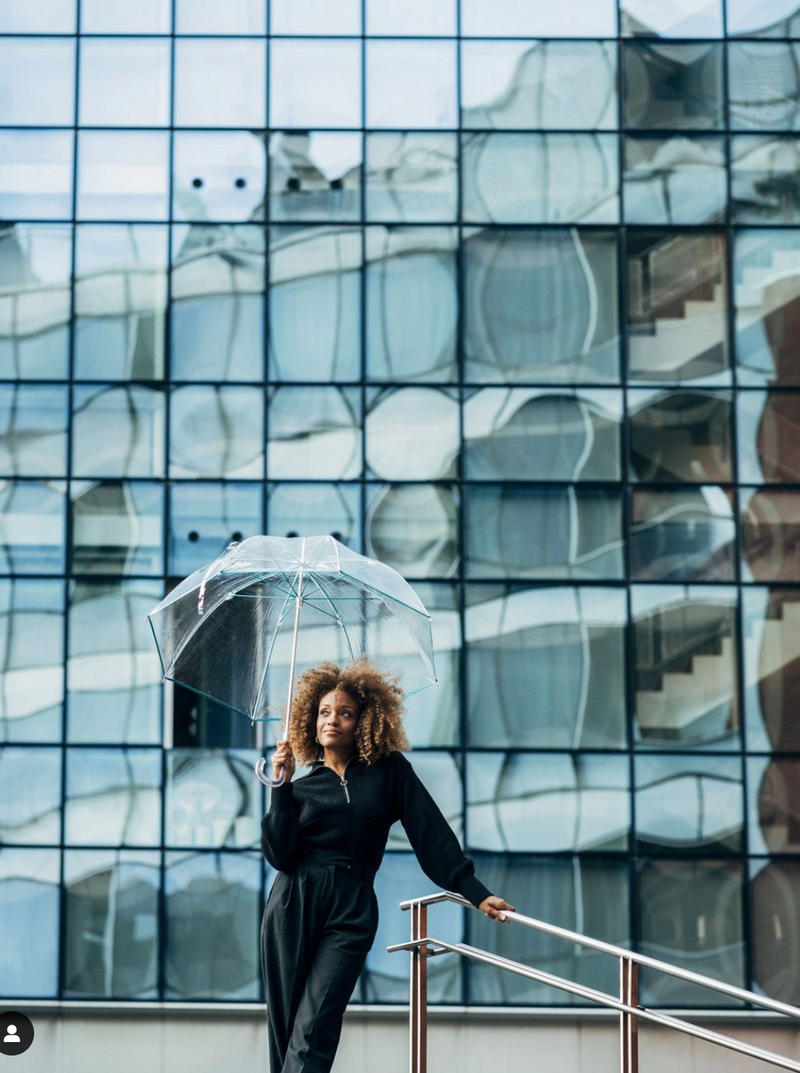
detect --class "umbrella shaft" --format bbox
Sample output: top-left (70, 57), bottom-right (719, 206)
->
top-left (282, 582), bottom-right (304, 740)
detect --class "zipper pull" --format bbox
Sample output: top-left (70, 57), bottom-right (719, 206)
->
top-left (340, 777), bottom-right (350, 804)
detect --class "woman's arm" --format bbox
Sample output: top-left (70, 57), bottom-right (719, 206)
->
top-left (260, 741), bottom-right (304, 872)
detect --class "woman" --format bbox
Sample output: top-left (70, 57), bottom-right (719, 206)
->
top-left (260, 658), bottom-right (514, 1073)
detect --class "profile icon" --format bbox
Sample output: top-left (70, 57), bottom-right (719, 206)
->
top-left (4, 1024), bottom-right (20, 1042)
top-left (0, 1011), bottom-right (34, 1055)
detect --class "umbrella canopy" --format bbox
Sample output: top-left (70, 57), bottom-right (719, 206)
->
top-left (147, 534), bottom-right (437, 727)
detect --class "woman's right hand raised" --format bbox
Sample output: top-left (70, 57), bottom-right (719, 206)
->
top-left (271, 739), bottom-right (296, 781)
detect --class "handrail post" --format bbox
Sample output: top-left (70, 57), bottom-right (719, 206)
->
top-left (410, 902), bottom-right (428, 1073)
top-left (620, 956), bottom-right (639, 1073)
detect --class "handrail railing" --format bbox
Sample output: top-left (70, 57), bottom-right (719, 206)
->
top-left (388, 891), bottom-right (800, 1073)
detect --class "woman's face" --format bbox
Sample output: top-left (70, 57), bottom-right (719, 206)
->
top-left (316, 688), bottom-right (359, 752)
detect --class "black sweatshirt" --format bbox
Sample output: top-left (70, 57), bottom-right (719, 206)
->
top-left (261, 751), bottom-right (492, 910)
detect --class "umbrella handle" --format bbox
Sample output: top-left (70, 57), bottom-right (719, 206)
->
top-left (255, 757), bottom-right (287, 788)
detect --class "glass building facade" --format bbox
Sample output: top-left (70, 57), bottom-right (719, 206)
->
top-left (2, 0), bottom-right (800, 1010)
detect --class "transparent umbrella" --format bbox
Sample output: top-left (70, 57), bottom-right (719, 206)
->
top-left (147, 535), bottom-right (437, 788)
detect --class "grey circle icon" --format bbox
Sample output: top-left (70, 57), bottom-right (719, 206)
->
top-left (0, 1011), bottom-right (34, 1055)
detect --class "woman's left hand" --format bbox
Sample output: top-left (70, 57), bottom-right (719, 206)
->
top-left (478, 895), bottom-right (516, 922)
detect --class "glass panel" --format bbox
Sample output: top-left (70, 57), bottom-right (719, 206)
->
top-left (366, 226), bottom-right (457, 381)
top-left (79, 39), bottom-right (170, 127)
top-left (366, 387), bottom-right (459, 480)
top-left (730, 43), bottom-right (800, 131)
top-left (366, 41), bottom-right (456, 129)
top-left (465, 485), bottom-right (624, 580)
top-left (467, 753), bottom-right (630, 852)
top-left (639, 859), bottom-right (745, 1004)
top-left (621, 0), bottom-right (723, 36)
top-left (65, 747), bottom-right (161, 846)
top-left (267, 482), bottom-right (361, 548)
top-left (465, 585), bottom-right (627, 749)
top-left (72, 386), bottom-right (166, 479)
top-left (165, 851), bottom-right (261, 1000)
top-left (0, 579), bottom-right (64, 744)
top-left (464, 388), bottom-right (622, 481)
top-left (269, 227), bottom-right (361, 381)
top-left (269, 132), bottom-right (361, 224)
top-left (70, 480), bottom-right (163, 576)
top-left (460, 0), bottom-right (617, 36)
top-left (0, 848), bottom-right (60, 998)
top-left (0, 384), bottom-right (68, 477)
top-left (628, 389), bottom-right (733, 482)
top-left (732, 135), bottom-right (800, 225)
top-left (0, 39), bottom-right (75, 125)
top-left (742, 489), bottom-right (800, 582)
top-left (165, 749), bottom-right (261, 849)
top-left (462, 133), bottom-right (619, 224)
top-left (387, 752), bottom-right (462, 849)
top-left (268, 386), bottom-right (360, 478)
top-left (170, 387), bottom-right (263, 480)
top-left (174, 39), bottom-right (266, 128)
top-left (728, 0), bottom-right (800, 38)
top-left (751, 859), bottom-right (800, 1007)
top-left (738, 391), bottom-right (800, 482)
top-left (367, 0), bottom-right (455, 34)
top-left (623, 135), bottom-right (726, 225)
top-left (77, 132), bottom-right (169, 222)
top-left (464, 228), bottom-right (620, 384)
top-left (622, 42), bottom-right (724, 130)
top-left (632, 585), bottom-right (740, 749)
top-left (63, 849), bottom-right (160, 999)
top-left (74, 224), bottom-right (168, 381)
top-left (67, 579), bottom-right (162, 745)
top-left (735, 230), bottom-right (800, 387)
top-left (0, 131), bottom-right (74, 220)
top-left (365, 483), bottom-right (458, 578)
top-left (81, 0), bottom-right (172, 33)
top-left (468, 857), bottom-right (629, 1004)
top-left (461, 40), bottom-right (616, 131)
top-left (626, 231), bottom-right (729, 384)
top-left (399, 583), bottom-right (459, 747)
top-left (1, 0), bottom-right (75, 32)
top-left (630, 486), bottom-right (736, 582)
top-left (272, 0), bottom-right (360, 33)
top-left (743, 588), bottom-right (800, 752)
top-left (269, 40), bottom-right (361, 129)
top-left (749, 757), bottom-right (800, 854)
top-left (0, 747), bottom-right (61, 843)
top-left (169, 482), bottom-right (262, 576)
top-left (365, 133), bottom-right (457, 223)
top-left (635, 755), bottom-right (743, 853)
top-left (173, 132), bottom-right (266, 223)
top-left (0, 223), bottom-right (72, 380)
top-left (176, 0), bottom-right (265, 33)
top-left (170, 224), bottom-right (264, 381)
top-left (0, 480), bottom-right (66, 575)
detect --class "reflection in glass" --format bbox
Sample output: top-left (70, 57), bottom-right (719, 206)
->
top-left (170, 482), bottom-right (261, 576)
top-left (79, 38), bottom-right (170, 127)
top-left (272, 0), bottom-right (360, 33)
top-left (623, 136), bottom-right (726, 225)
top-left (388, 753), bottom-right (462, 849)
top-left (397, 583), bottom-right (459, 747)
top-left (0, 131), bottom-right (74, 220)
top-left (0, 223), bottom-right (72, 380)
top-left (64, 849), bottom-right (159, 998)
top-left (622, 42), bottom-right (724, 130)
top-left (366, 41), bottom-right (456, 129)
top-left (175, 0), bottom-right (265, 33)
top-left (366, 483), bottom-right (458, 579)
top-left (268, 483), bottom-right (360, 548)
top-left (638, 859), bottom-right (744, 1004)
top-left (460, 0), bottom-right (617, 37)
top-left (165, 851), bottom-right (261, 1000)
top-left (171, 225), bottom-right (264, 381)
top-left (166, 750), bottom-right (261, 849)
top-left (465, 585), bottom-right (627, 749)
top-left (0, 38), bottom-right (75, 125)
top-left (742, 489), bottom-right (800, 582)
top-left (366, 226), bottom-right (457, 381)
top-left (461, 40), bottom-right (616, 131)
top-left (170, 387), bottom-right (263, 479)
top-left (732, 135), bottom-right (800, 225)
top-left (735, 230), bottom-right (800, 386)
top-left (67, 579), bottom-right (162, 745)
top-left (77, 131), bottom-right (169, 221)
top-left (365, 133), bottom-right (457, 223)
top-left (270, 132), bottom-right (361, 224)
top-left (626, 231), bottom-right (729, 383)
top-left (464, 229), bottom-right (620, 383)
top-left (635, 755), bottom-right (743, 853)
top-left (730, 43), bottom-right (800, 131)
top-left (0, 848), bottom-right (60, 997)
top-left (467, 753), bottom-right (630, 852)
top-left (0, 384), bottom-right (68, 476)
top-left (268, 387), bottom-right (360, 479)
top-left (70, 480), bottom-right (163, 575)
top-left (739, 391), bottom-right (800, 483)
top-left (367, 0), bottom-right (455, 34)
top-left (727, 0), bottom-right (800, 37)
top-left (751, 859), bottom-right (800, 1007)
top-left (621, 0), bottom-right (723, 36)
top-left (269, 40), bottom-right (361, 129)
top-left (749, 757), bottom-right (800, 854)
top-left (464, 388), bottom-right (622, 481)
top-left (74, 224), bottom-right (168, 380)
top-left (633, 586), bottom-right (739, 749)
top-left (0, 480), bottom-right (66, 575)
top-left (466, 485), bottom-right (624, 580)
top-left (81, 0), bottom-right (171, 33)
top-left (174, 39), bottom-right (266, 129)
top-left (269, 227), bottom-right (361, 381)
top-left (173, 132), bottom-right (266, 223)
top-left (628, 390), bottom-right (733, 482)
top-left (72, 385), bottom-right (165, 478)
top-left (0, 579), bottom-right (63, 743)
top-left (469, 856), bottom-right (629, 1004)
top-left (65, 748), bottom-right (161, 845)
top-left (2, 0), bottom-right (75, 32)
top-left (0, 747), bottom-right (61, 843)
top-left (630, 486), bottom-right (736, 582)
top-left (366, 388), bottom-right (459, 480)
top-left (743, 588), bottom-right (800, 752)
top-left (462, 133), bottom-right (619, 224)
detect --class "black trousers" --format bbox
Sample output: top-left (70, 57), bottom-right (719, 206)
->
top-left (261, 853), bottom-right (379, 1073)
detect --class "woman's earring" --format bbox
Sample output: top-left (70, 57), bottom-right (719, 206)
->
top-left (315, 735), bottom-right (320, 744)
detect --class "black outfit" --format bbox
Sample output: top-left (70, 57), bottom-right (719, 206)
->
top-left (260, 751), bottom-right (492, 1073)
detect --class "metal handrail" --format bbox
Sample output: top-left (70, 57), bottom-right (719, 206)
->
top-left (388, 891), bottom-right (800, 1073)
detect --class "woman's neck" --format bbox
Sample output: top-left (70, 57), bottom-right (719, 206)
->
top-left (322, 747), bottom-right (356, 777)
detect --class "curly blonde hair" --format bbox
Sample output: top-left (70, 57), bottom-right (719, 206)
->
top-left (288, 658), bottom-right (409, 766)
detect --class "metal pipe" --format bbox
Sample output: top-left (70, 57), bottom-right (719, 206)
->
top-left (409, 903), bottom-right (428, 1073)
top-left (620, 957), bottom-right (638, 1073)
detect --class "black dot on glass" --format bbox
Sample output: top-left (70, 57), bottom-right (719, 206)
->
top-left (234, 177), bottom-right (246, 189)
top-left (286, 530), bottom-right (299, 538)
top-left (188, 531), bottom-right (199, 543)
top-left (330, 531), bottom-right (343, 542)
top-left (231, 531), bottom-right (243, 542)
top-left (287, 177), bottom-right (301, 192)
top-left (191, 177), bottom-right (203, 189)
top-left (330, 177), bottom-right (343, 191)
